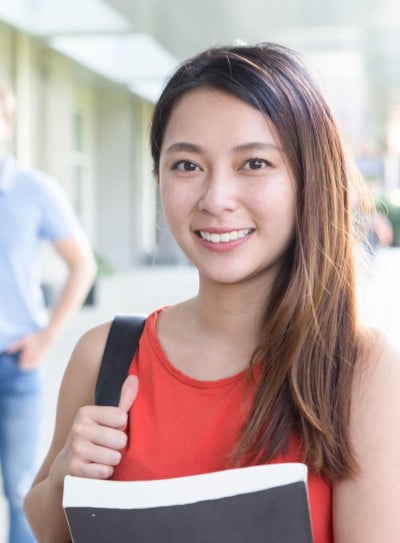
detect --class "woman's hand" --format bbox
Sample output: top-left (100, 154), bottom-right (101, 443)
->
top-left (50, 375), bottom-right (139, 484)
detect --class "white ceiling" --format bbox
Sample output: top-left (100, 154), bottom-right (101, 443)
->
top-left (51, 33), bottom-right (178, 102)
top-left (0, 0), bottom-right (178, 102)
top-left (1, 0), bottom-right (400, 102)
top-left (0, 0), bottom-right (129, 34)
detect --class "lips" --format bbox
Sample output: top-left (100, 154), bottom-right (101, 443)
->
top-left (197, 229), bottom-right (253, 243)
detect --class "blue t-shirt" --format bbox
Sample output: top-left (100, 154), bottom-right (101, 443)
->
top-left (0, 154), bottom-right (80, 351)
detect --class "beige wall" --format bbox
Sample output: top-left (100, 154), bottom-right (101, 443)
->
top-left (0, 20), bottom-right (159, 276)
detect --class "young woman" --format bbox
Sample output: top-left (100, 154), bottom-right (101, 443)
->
top-left (24, 43), bottom-right (400, 543)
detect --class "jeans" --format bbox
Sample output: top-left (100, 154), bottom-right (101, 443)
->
top-left (0, 352), bottom-right (45, 543)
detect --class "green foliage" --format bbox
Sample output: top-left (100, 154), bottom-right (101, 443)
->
top-left (376, 199), bottom-right (400, 246)
top-left (94, 250), bottom-right (115, 276)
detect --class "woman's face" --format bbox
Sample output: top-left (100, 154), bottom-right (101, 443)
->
top-left (158, 87), bottom-right (296, 288)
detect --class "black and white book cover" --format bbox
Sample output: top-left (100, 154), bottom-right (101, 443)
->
top-left (63, 462), bottom-right (313, 542)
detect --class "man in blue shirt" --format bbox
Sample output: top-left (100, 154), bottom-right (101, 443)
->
top-left (0, 82), bottom-right (97, 543)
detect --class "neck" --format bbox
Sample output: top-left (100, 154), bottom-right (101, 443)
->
top-left (160, 273), bottom-right (274, 379)
top-left (193, 273), bottom-right (272, 344)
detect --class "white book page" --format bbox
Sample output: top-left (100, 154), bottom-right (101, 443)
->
top-left (63, 462), bottom-right (307, 510)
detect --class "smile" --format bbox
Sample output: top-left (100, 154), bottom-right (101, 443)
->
top-left (198, 229), bottom-right (253, 243)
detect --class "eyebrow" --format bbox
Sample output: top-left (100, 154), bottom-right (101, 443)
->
top-left (165, 141), bottom-right (282, 153)
top-left (165, 142), bottom-right (203, 154)
top-left (235, 142), bottom-right (282, 152)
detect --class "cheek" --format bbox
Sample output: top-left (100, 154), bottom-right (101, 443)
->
top-left (256, 181), bottom-right (296, 216)
top-left (159, 178), bottom-right (174, 213)
top-left (160, 183), bottom-right (192, 230)
top-left (256, 185), bottom-right (297, 241)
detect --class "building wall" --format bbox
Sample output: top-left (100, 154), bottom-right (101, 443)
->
top-left (96, 88), bottom-right (144, 270)
top-left (0, 20), bottom-right (159, 277)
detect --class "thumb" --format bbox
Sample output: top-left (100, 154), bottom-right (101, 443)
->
top-left (6, 339), bottom-right (23, 354)
top-left (118, 375), bottom-right (139, 413)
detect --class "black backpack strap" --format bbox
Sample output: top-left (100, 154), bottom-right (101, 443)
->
top-left (95, 314), bottom-right (146, 407)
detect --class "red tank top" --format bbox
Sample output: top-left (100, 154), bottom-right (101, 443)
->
top-left (112, 308), bottom-right (333, 543)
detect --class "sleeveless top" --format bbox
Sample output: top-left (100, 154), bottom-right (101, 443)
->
top-left (112, 308), bottom-right (333, 543)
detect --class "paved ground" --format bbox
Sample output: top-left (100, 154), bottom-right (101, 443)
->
top-left (0, 251), bottom-right (399, 541)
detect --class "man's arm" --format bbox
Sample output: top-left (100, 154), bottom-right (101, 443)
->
top-left (8, 230), bottom-right (97, 368)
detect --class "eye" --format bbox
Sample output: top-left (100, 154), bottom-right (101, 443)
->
top-left (242, 158), bottom-right (270, 170)
top-left (172, 160), bottom-right (201, 172)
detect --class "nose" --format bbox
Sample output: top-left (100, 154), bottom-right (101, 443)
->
top-left (197, 169), bottom-right (238, 215)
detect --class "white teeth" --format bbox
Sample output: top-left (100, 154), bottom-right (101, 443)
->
top-left (199, 229), bottom-right (252, 243)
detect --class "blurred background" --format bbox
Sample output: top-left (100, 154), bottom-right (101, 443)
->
top-left (1, 0), bottom-right (400, 277)
top-left (1, 2), bottom-right (400, 540)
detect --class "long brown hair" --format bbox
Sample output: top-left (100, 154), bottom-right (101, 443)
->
top-left (150, 43), bottom-right (363, 481)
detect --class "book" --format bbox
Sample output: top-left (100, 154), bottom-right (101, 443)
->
top-left (63, 462), bottom-right (313, 542)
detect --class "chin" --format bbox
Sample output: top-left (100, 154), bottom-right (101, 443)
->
top-left (199, 268), bottom-right (263, 286)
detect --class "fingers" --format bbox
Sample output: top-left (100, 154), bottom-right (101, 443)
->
top-left (69, 439), bottom-right (123, 475)
top-left (66, 406), bottom-right (128, 480)
top-left (70, 461), bottom-right (115, 480)
top-left (118, 374), bottom-right (139, 413)
top-left (64, 376), bottom-right (139, 481)
top-left (6, 334), bottom-right (46, 369)
top-left (6, 339), bottom-right (23, 354)
top-left (72, 413), bottom-right (128, 450)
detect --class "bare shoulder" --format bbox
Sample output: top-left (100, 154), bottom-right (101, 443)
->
top-left (354, 326), bottom-right (400, 398)
top-left (62, 321), bottom-right (112, 404)
top-left (69, 321), bottom-right (112, 370)
top-left (333, 328), bottom-right (400, 541)
top-left (31, 321), bottom-right (112, 486)
top-left (350, 327), bottom-right (400, 449)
